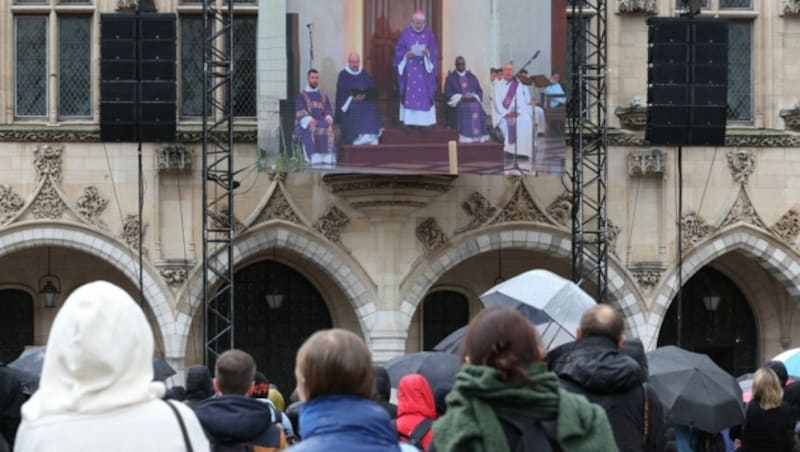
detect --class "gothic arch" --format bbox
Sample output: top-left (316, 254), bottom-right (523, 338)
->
top-left (0, 222), bottom-right (175, 355)
top-left (646, 225), bottom-right (800, 350)
top-left (398, 223), bottom-right (644, 342)
top-left (175, 220), bottom-right (378, 360)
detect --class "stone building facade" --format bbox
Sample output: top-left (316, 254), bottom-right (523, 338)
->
top-left (1, 0), bottom-right (800, 386)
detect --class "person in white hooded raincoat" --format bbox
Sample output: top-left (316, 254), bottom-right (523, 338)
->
top-left (13, 281), bottom-right (210, 452)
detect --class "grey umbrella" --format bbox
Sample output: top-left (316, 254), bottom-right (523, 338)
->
top-left (479, 269), bottom-right (596, 350)
top-left (647, 346), bottom-right (745, 433)
top-left (383, 352), bottom-right (462, 388)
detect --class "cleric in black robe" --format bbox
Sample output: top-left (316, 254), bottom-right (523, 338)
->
top-left (335, 53), bottom-right (383, 145)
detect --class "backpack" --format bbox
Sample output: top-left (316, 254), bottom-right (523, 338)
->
top-left (495, 409), bottom-right (562, 452)
top-left (398, 418), bottom-right (433, 451)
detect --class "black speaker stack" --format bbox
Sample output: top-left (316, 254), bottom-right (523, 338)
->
top-left (646, 17), bottom-right (728, 146)
top-left (100, 13), bottom-right (176, 143)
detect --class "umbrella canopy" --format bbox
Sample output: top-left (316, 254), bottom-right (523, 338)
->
top-left (0, 364), bottom-right (39, 396)
top-left (737, 373), bottom-right (754, 403)
top-left (647, 346), bottom-right (744, 433)
top-left (153, 357), bottom-right (176, 381)
top-left (432, 326), bottom-right (467, 355)
top-left (479, 269), bottom-right (596, 350)
top-left (383, 352), bottom-right (461, 389)
top-left (772, 347), bottom-right (800, 378)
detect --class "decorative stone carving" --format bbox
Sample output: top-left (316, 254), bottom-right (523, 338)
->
top-left (680, 212), bottom-right (715, 248)
top-left (628, 149), bottom-right (666, 176)
top-left (607, 220), bottom-right (621, 257)
top-left (323, 174), bottom-right (455, 215)
top-left (545, 192), bottom-right (572, 228)
top-left (115, 0), bottom-right (137, 11)
top-left (31, 182), bottom-right (66, 220)
top-left (772, 208), bottom-right (800, 245)
top-left (0, 126), bottom-right (257, 144)
top-left (75, 186), bottom-right (109, 229)
top-left (324, 175), bottom-right (454, 194)
top-left (616, 0), bottom-right (657, 15)
top-left (209, 203), bottom-right (244, 232)
top-left (256, 187), bottom-right (303, 225)
top-left (491, 182), bottom-right (549, 224)
top-left (611, 131), bottom-right (800, 148)
top-left (158, 146), bottom-right (193, 172)
top-left (34, 145), bottom-right (63, 183)
top-left (416, 218), bottom-right (449, 253)
top-left (0, 185), bottom-right (24, 224)
top-left (718, 188), bottom-right (768, 230)
top-left (727, 149), bottom-right (755, 185)
top-left (313, 206), bottom-right (349, 244)
top-left (781, 0), bottom-right (800, 16)
top-left (120, 213), bottom-right (148, 254)
top-left (455, 192), bottom-right (498, 234)
top-left (628, 262), bottom-right (667, 292)
top-left (160, 267), bottom-right (188, 287)
top-left (615, 98), bottom-right (648, 130)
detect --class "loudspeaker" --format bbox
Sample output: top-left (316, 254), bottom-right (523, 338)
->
top-left (100, 13), bottom-right (176, 143)
top-left (646, 17), bottom-right (729, 147)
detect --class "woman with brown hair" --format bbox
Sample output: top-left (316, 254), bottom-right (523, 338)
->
top-left (741, 367), bottom-right (794, 451)
top-left (432, 306), bottom-right (618, 452)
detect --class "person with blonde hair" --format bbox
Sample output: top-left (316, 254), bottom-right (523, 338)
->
top-left (741, 367), bottom-right (794, 451)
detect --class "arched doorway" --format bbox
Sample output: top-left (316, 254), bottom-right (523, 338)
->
top-left (657, 267), bottom-right (757, 377)
top-left (232, 260), bottom-right (333, 393)
top-left (0, 289), bottom-right (34, 363)
top-left (421, 290), bottom-right (469, 351)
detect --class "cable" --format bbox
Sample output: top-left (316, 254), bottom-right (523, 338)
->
top-left (102, 142), bottom-right (126, 227)
top-left (626, 177), bottom-right (641, 263)
top-left (175, 171), bottom-right (189, 264)
top-left (676, 145), bottom-right (683, 348)
top-left (697, 147), bottom-right (719, 214)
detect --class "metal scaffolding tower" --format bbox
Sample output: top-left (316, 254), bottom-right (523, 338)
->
top-left (202, 0), bottom-right (235, 365)
top-left (569, 0), bottom-right (609, 301)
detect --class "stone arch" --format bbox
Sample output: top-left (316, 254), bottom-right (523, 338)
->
top-left (176, 220), bottom-right (378, 362)
top-left (398, 223), bottom-right (644, 343)
top-left (0, 222), bottom-right (175, 355)
top-left (646, 225), bottom-right (800, 350)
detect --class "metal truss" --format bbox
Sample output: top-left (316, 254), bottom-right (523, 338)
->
top-left (569, 0), bottom-right (609, 301)
top-left (202, 0), bottom-right (235, 365)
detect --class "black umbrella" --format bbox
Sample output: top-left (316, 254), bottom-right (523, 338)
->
top-left (383, 352), bottom-right (461, 389)
top-left (153, 357), bottom-right (176, 381)
top-left (647, 346), bottom-right (744, 433)
top-left (432, 326), bottom-right (467, 354)
top-left (0, 364), bottom-right (38, 396)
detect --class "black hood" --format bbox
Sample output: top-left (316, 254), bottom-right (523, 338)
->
top-left (195, 395), bottom-right (273, 443)
top-left (373, 366), bottom-right (391, 402)
top-left (185, 365), bottom-right (213, 401)
top-left (548, 336), bottom-right (644, 394)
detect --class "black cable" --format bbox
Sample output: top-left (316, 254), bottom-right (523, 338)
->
top-left (676, 145), bottom-right (683, 349)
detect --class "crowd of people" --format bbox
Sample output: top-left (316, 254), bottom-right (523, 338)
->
top-left (2, 279), bottom-right (800, 451)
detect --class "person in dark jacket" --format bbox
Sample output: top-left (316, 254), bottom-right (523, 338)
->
top-left (0, 365), bottom-right (25, 450)
top-left (195, 350), bottom-right (287, 451)
top-left (374, 366), bottom-right (398, 419)
top-left (742, 367), bottom-right (794, 452)
top-left (286, 329), bottom-right (410, 452)
top-left (620, 338), bottom-right (666, 452)
top-left (164, 385), bottom-right (186, 401)
top-left (184, 364), bottom-right (213, 410)
top-left (548, 304), bottom-right (653, 452)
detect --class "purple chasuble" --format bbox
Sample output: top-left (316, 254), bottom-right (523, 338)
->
top-left (394, 24), bottom-right (439, 112)
top-left (335, 69), bottom-right (384, 145)
top-left (295, 90), bottom-right (334, 159)
top-left (502, 79), bottom-right (520, 145)
top-left (444, 70), bottom-right (488, 138)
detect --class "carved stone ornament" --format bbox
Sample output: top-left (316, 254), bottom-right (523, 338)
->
top-left (34, 145), bottom-right (63, 183)
top-left (0, 185), bottom-right (24, 224)
top-left (780, 104), bottom-right (800, 131)
top-left (0, 126), bottom-right (256, 144)
top-left (32, 181), bottom-right (67, 220)
top-left (115, 0), bottom-right (137, 11)
top-left (158, 146), bottom-right (193, 172)
top-left (628, 261), bottom-right (667, 292)
top-left (680, 211), bottom-right (715, 248)
top-left (313, 206), bottom-right (350, 245)
top-left (545, 192), bottom-right (572, 228)
top-left (727, 149), bottom-right (755, 185)
top-left (120, 213), bottom-right (148, 254)
top-left (608, 220), bottom-right (621, 258)
top-left (255, 186), bottom-right (303, 225)
top-left (322, 174), bottom-right (455, 215)
top-left (455, 192), bottom-right (498, 234)
top-left (491, 181), bottom-right (549, 225)
top-left (210, 203), bottom-right (244, 232)
top-left (416, 218), bottom-right (449, 253)
top-left (75, 186), bottom-right (109, 229)
top-left (718, 187), bottom-right (768, 230)
top-left (611, 131), bottom-right (800, 148)
top-left (616, 0), bottom-right (658, 15)
top-left (615, 104), bottom-right (648, 130)
top-left (772, 208), bottom-right (800, 245)
top-left (781, 0), bottom-right (800, 16)
top-left (628, 149), bottom-right (666, 176)
top-left (160, 267), bottom-right (188, 287)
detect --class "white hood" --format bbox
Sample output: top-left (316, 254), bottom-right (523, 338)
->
top-left (22, 281), bottom-right (164, 421)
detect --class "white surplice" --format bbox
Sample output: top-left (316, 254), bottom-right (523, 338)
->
top-left (493, 78), bottom-right (534, 159)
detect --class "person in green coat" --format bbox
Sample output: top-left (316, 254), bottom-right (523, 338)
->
top-left (432, 307), bottom-right (619, 452)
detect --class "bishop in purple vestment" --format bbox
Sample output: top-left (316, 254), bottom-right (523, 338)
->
top-left (335, 53), bottom-right (383, 145)
top-left (444, 56), bottom-right (489, 143)
top-left (295, 69), bottom-right (335, 165)
top-left (394, 10), bottom-right (438, 127)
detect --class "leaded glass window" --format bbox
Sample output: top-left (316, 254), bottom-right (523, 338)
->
top-left (59, 16), bottom-right (92, 117)
top-left (232, 16), bottom-right (257, 117)
top-left (16, 17), bottom-right (48, 118)
top-left (181, 16), bottom-right (205, 117)
top-left (58, 0), bottom-right (93, 4)
top-left (727, 21), bottom-right (752, 122)
top-left (675, 0), bottom-right (710, 8)
top-left (14, 0), bottom-right (47, 4)
top-left (566, 16), bottom-right (589, 120)
top-left (720, 0), bottom-right (751, 8)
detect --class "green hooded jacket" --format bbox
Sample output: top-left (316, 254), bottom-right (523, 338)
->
top-left (432, 362), bottom-right (619, 452)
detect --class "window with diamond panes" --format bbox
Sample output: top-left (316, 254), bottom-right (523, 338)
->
top-left (59, 17), bottom-right (92, 117)
top-left (58, 0), bottom-right (93, 4)
top-left (232, 16), bottom-right (257, 117)
top-left (14, 0), bottom-right (47, 4)
top-left (727, 21), bottom-right (752, 122)
top-left (181, 16), bottom-right (205, 117)
top-left (16, 17), bottom-right (48, 117)
top-left (720, 0), bottom-right (751, 8)
top-left (566, 16), bottom-right (589, 120)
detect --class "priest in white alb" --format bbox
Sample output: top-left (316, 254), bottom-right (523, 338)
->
top-left (492, 63), bottom-right (534, 159)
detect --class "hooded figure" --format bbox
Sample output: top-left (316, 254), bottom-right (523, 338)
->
top-left (373, 366), bottom-right (398, 419)
top-left (14, 281), bottom-right (210, 452)
top-left (184, 365), bottom-right (213, 410)
top-left (396, 374), bottom-right (436, 450)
